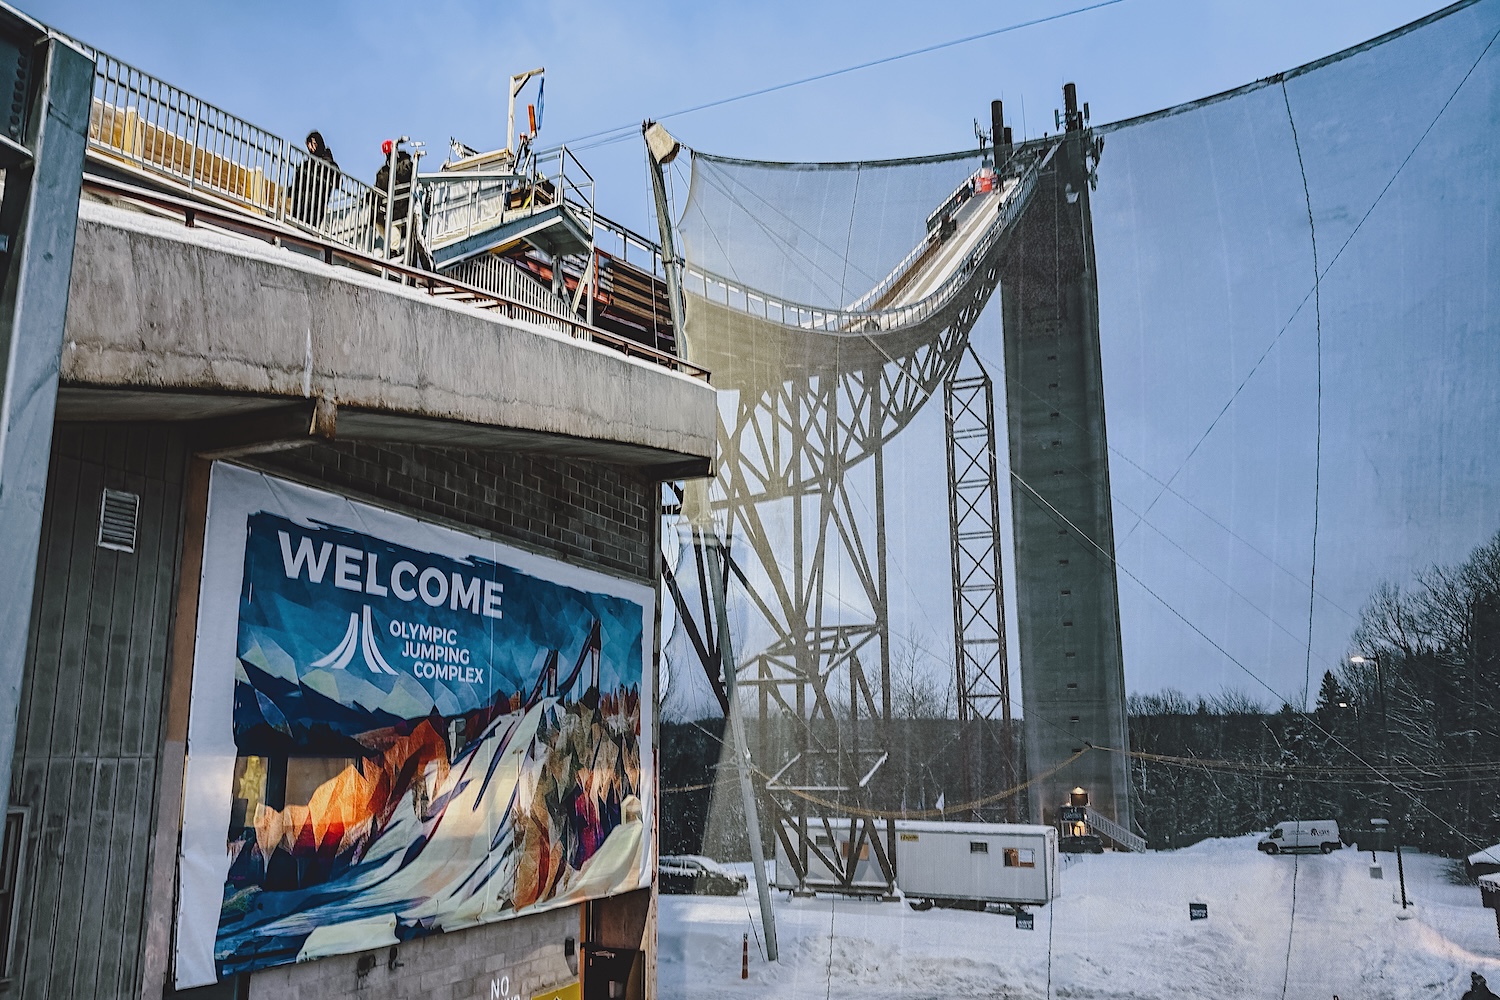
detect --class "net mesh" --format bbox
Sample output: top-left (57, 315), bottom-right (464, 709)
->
top-left (659, 2), bottom-right (1500, 995)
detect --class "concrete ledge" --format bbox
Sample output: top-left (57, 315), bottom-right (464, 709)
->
top-left (59, 199), bottom-right (717, 473)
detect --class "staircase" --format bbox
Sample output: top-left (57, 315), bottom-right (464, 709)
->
top-left (1087, 807), bottom-right (1147, 853)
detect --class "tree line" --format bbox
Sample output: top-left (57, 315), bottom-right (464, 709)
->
top-left (1130, 530), bottom-right (1500, 855)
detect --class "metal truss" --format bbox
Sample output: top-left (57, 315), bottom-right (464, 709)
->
top-left (943, 346), bottom-right (1016, 821)
top-left (667, 140), bottom-right (1057, 893)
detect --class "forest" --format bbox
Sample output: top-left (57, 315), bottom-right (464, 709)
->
top-left (1131, 529), bottom-right (1500, 855)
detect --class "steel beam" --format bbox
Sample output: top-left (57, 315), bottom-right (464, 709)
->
top-left (0, 17), bottom-right (93, 826)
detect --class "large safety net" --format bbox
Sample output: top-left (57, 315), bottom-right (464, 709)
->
top-left (657, 2), bottom-right (1500, 997)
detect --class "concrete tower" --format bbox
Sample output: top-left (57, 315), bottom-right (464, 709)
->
top-left (999, 85), bottom-right (1133, 835)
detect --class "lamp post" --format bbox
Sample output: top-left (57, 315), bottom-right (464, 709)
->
top-left (1351, 653), bottom-right (1408, 909)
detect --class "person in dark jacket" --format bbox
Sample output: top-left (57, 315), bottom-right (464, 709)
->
top-left (289, 130), bottom-right (338, 229)
top-left (372, 143), bottom-right (430, 268)
top-left (1465, 971), bottom-right (1500, 999)
top-left (373, 144), bottom-right (413, 230)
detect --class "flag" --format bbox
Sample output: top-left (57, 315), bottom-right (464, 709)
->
top-left (935, 791), bottom-right (945, 814)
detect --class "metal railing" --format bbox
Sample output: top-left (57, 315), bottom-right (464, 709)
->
top-left (681, 142), bottom-right (1056, 337)
top-left (423, 145), bottom-right (596, 255)
top-left (443, 253), bottom-right (578, 332)
top-left (84, 45), bottom-right (390, 257)
top-left (591, 213), bottom-right (666, 278)
top-left (80, 174), bottom-right (710, 382)
top-left (68, 36), bottom-right (709, 380)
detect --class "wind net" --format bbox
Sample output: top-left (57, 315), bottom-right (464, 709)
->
top-left (657, 2), bottom-right (1500, 997)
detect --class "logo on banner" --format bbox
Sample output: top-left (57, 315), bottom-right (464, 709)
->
top-left (312, 605), bottom-right (398, 674)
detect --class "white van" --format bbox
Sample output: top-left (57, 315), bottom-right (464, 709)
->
top-left (1258, 820), bottom-right (1342, 855)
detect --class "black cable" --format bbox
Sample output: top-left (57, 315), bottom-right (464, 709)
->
top-left (1280, 74), bottom-right (1322, 1000)
top-left (560, 0), bottom-right (1128, 149)
top-left (1283, 77), bottom-right (1323, 717)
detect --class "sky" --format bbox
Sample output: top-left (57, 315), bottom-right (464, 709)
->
top-left (32, 0), bottom-right (1454, 234)
top-left (35, 0), bottom-right (1499, 710)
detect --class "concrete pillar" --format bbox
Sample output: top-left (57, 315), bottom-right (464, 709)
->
top-left (1000, 122), bottom-right (1133, 835)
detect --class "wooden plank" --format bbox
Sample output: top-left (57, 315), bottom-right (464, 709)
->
top-left (45, 759), bottom-right (97, 999)
top-left (67, 757), bottom-right (118, 998)
top-left (130, 452), bottom-right (179, 757)
top-left (10, 757), bottom-right (47, 991)
top-left (35, 450), bottom-right (99, 771)
top-left (116, 758), bottom-right (158, 995)
top-left (15, 450), bottom-right (70, 766)
top-left (88, 755), bottom-right (136, 996)
top-left (138, 456), bottom-right (208, 997)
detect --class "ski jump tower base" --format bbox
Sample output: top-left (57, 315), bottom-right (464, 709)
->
top-left (1000, 86), bottom-right (1133, 836)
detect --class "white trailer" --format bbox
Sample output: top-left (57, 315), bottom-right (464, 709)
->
top-left (773, 819), bottom-right (1058, 907)
top-left (894, 821), bottom-right (1058, 908)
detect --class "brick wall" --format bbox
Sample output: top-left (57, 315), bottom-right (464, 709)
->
top-left (259, 442), bottom-right (656, 584)
top-left (246, 903), bottom-right (578, 1000)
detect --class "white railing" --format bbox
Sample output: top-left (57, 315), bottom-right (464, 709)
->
top-left (591, 213), bottom-right (665, 278)
top-left (443, 254), bottom-right (577, 333)
top-left (84, 45), bottom-right (392, 258)
top-left (681, 142), bottom-right (1056, 337)
top-left (422, 145), bottom-right (595, 257)
top-left (1085, 807), bottom-right (1147, 853)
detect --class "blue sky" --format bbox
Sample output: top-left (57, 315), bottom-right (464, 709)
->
top-left (33, 0), bottom-right (1448, 232)
top-left (38, 0), bottom-right (1499, 709)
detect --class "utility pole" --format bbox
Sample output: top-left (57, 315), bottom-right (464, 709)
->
top-left (706, 539), bottom-right (779, 961)
top-left (1354, 653), bottom-right (1408, 909)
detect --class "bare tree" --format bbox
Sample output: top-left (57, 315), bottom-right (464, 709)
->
top-left (889, 631), bottom-right (955, 719)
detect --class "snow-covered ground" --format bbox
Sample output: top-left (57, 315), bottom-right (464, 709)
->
top-left (658, 836), bottom-right (1500, 999)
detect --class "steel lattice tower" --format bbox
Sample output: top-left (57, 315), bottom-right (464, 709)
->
top-left (943, 345), bottom-right (1017, 822)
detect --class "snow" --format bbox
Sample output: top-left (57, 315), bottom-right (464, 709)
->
top-left (658, 836), bottom-right (1500, 999)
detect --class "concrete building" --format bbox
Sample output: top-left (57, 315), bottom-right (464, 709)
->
top-left (0, 18), bottom-right (715, 1000)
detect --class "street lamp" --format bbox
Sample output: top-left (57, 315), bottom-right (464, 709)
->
top-left (1351, 653), bottom-right (1409, 910)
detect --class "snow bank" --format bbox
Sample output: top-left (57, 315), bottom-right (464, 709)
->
top-left (659, 837), bottom-right (1500, 999)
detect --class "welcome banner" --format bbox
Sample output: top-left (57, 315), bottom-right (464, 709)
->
top-left (174, 464), bottom-right (653, 987)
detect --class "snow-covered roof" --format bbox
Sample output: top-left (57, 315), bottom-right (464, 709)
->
top-left (1468, 843), bottom-right (1500, 866)
top-left (891, 820), bottom-right (1055, 836)
top-left (1478, 873), bottom-right (1500, 891)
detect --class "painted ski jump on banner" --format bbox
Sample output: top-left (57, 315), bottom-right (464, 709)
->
top-left (173, 464), bottom-right (653, 987)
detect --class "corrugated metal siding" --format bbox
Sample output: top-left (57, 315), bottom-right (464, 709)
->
top-left (6, 425), bottom-right (187, 998)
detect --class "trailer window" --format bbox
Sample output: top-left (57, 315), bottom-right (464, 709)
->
top-left (969, 841), bottom-right (989, 854)
top-left (1004, 848), bottom-right (1036, 868)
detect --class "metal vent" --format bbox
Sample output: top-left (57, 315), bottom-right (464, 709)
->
top-left (97, 489), bottom-right (139, 552)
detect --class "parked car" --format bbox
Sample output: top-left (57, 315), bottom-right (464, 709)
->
top-left (1258, 820), bottom-right (1342, 855)
top-left (658, 855), bottom-right (748, 895)
top-left (1059, 834), bottom-right (1104, 855)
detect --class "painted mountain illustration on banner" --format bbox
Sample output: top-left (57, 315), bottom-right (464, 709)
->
top-left (211, 508), bottom-right (648, 976)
